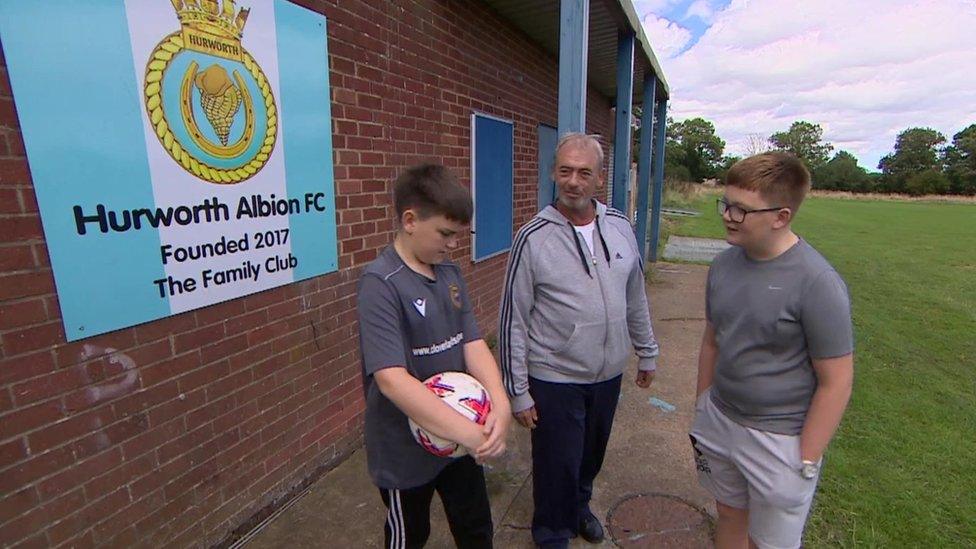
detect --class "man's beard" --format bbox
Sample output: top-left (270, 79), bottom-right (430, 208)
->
top-left (558, 194), bottom-right (591, 211)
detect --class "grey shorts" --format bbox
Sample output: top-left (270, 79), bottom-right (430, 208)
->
top-left (689, 389), bottom-right (820, 549)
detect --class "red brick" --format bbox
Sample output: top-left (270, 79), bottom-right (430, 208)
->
top-left (172, 323), bottom-right (225, 354)
top-left (199, 334), bottom-right (246, 365)
top-left (0, 67), bottom-right (10, 98)
top-left (0, 270), bottom-right (55, 300)
top-left (244, 320), bottom-right (290, 348)
top-left (333, 87), bottom-right (356, 105)
top-left (108, 380), bottom-right (178, 418)
top-left (133, 481), bottom-right (195, 536)
top-left (0, 386), bottom-right (11, 413)
top-left (336, 150), bottom-right (359, 165)
top-left (0, 486), bottom-right (38, 526)
top-left (362, 206), bottom-right (386, 221)
top-left (92, 489), bottom-right (165, 546)
top-left (177, 359), bottom-right (230, 395)
top-left (243, 285), bottom-right (289, 312)
top-left (133, 311), bottom-right (197, 344)
top-left (0, 243), bottom-right (34, 271)
top-left (27, 405), bottom-right (116, 454)
top-left (0, 214), bottom-right (43, 242)
top-left (10, 364), bottom-right (86, 406)
top-left (162, 455), bottom-right (220, 501)
top-left (0, 187), bottom-right (21, 213)
top-left (187, 392), bottom-right (236, 429)
top-left (2, 319), bottom-right (63, 357)
top-left (159, 423), bottom-right (215, 465)
top-left (206, 369), bottom-right (253, 402)
top-left (0, 157), bottom-right (30, 185)
top-left (30, 243), bottom-right (48, 271)
top-left (83, 451), bottom-right (157, 501)
top-left (46, 487), bottom-right (129, 546)
top-left (140, 351), bottom-right (202, 388)
top-left (146, 387), bottom-right (205, 427)
top-left (99, 526), bottom-right (138, 549)
top-left (0, 94), bottom-right (20, 125)
top-left (6, 131), bottom-right (26, 157)
top-left (51, 330), bottom-right (138, 369)
top-left (0, 399), bottom-right (64, 439)
top-left (125, 338), bottom-right (173, 367)
top-left (194, 297), bottom-right (246, 327)
top-left (0, 297), bottom-right (47, 329)
top-left (223, 309), bottom-right (268, 336)
top-left (52, 530), bottom-right (94, 549)
top-left (35, 447), bottom-right (122, 502)
top-left (121, 417), bottom-right (183, 461)
top-left (163, 522), bottom-right (204, 549)
top-left (70, 412), bottom-right (150, 460)
top-left (0, 445), bottom-right (74, 495)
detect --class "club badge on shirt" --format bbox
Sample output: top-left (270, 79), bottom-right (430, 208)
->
top-left (449, 284), bottom-right (462, 310)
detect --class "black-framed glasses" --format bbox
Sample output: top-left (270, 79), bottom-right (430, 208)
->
top-left (716, 198), bottom-right (785, 223)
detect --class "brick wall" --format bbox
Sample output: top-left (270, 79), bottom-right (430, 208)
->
top-left (0, 1), bottom-right (615, 546)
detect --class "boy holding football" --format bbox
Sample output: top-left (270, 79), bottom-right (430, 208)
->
top-left (691, 152), bottom-right (854, 549)
top-left (356, 163), bottom-right (511, 548)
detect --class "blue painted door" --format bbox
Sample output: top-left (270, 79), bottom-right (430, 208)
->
top-left (472, 114), bottom-right (514, 261)
top-left (537, 124), bottom-right (558, 210)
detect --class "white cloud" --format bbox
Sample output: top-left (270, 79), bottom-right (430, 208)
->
top-left (684, 0), bottom-right (715, 22)
top-left (644, 0), bottom-right (976, 169)
top-left (633, 0), bottom-right (683, 14)
top-left (640, 13), bottom-right (694, 59)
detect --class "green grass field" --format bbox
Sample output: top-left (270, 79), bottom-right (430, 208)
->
top-left (664, 192), bottom-right (976, 546)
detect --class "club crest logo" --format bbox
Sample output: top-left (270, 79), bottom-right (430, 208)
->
top-left (449, 283), bottom-right (462, 310)
top-left (143, 0), bottom-right (277, 184)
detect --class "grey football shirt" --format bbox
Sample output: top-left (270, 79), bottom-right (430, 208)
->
top-left (357, 245), bottom-right (481, 489)
top-left (706, 239), bottom-right (853, 435)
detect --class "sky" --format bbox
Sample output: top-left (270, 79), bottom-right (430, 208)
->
top-left (634, 0), bottom-right (976, 170)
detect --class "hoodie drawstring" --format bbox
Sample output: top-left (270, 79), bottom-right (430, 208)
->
top-left (568, 224), bottom-right (592, 277)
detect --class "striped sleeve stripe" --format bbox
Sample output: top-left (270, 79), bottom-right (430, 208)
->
top-left (499, 218), bottom-right (550, 395)
top-left (606, 209), bottom-right (630, 223)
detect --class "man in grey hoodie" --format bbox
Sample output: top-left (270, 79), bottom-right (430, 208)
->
top-left (499, 133), bottom-right (660, 548)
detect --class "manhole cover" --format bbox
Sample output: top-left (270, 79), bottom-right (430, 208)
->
top-left (607, 493), bottom-right (713, 548)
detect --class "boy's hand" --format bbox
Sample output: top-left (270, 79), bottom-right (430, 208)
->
top-left (459, 423), bottom-right (488, 457)
top-left (474, 411), bottom-right (510, 461)
top-left (635, 370), bottom-right (655, 388)
top-left (514, 406), bottom-right (538, 429)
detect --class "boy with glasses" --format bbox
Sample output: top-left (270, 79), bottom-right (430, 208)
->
top-left (691, 152), bottom-right (854, 549)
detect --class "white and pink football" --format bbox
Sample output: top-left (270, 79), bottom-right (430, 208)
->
top-left (408, 371), bottom-right (492, 458)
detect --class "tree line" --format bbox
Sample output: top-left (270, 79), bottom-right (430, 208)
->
top-left (644, 115), bottom-right (976, 196)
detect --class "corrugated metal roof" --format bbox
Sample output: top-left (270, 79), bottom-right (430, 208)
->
top-left (481, 0), bottom-right (670, 104)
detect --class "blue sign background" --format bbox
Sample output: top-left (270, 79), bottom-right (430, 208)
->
top-left (0, 0), bottom-right (338, 341)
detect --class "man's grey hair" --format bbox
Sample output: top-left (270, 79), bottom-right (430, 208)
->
top-left (553, 132), bottom-right (605, 171)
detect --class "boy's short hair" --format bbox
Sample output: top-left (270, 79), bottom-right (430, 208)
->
top-left (726, 152), bottom-right (811, 212)
top-left (393, 163), bottom-right (472, 224)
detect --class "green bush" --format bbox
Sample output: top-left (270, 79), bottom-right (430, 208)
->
top-left (905, 169), bottom-right (950, 196)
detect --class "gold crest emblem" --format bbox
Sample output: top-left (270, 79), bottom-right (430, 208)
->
top-left (144, 0), bottom-right (277, 184)
top-left (449, 283), bottom-right (462, 310)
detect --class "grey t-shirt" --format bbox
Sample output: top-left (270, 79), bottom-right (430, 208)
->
top-left (706, 239), bottom-right (853, 435)
top-left (357, 245), bottom-right (481, 489)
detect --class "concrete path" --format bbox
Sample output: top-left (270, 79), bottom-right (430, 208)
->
top-left (241, 263), bottom-right (714, 548)
top-left (662, 237), bottom-right (730, 263)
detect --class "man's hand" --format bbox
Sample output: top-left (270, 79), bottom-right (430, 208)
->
top-left (474, 411), bottom-right (510, 462)
top-left (513, 406), bottom-right (538, 429)
top-left (635, 370), bottom-right (655, 388)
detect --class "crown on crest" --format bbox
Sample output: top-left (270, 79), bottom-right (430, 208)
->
top-left (171, 0), bottom-right (250, 41)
